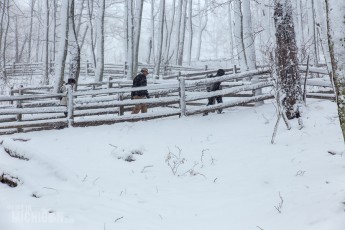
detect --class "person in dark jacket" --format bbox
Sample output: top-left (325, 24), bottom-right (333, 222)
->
top-left (131, 68), bottom-right (150, 114)
top-left (203, 69), bottom-right (225, 116)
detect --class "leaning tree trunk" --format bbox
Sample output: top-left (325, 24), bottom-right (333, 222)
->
top-left (325, 0), bottom-right (345, 141)
top-left (274, 0), bottom-right (302, 119)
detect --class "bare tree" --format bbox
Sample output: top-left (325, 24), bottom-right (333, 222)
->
top-left (325, 0), bottom-right (345, 141)
top-left (42, 0), bottom-right (49, 85)
top-left (233, 0), bottom-right (247, 68)
top-left (155, 0), bottom-right (165, 75)
top-left (195, 0), bottom-right (208, 61)
top-left (164, 0), bottom-right (176, 65)
top-left (177, 0), bottom-right (187, 65)
top-left (87, 0), bottom-right (96, 69)
top-left (68, 0), bottom-right (81, 85)
top-left (227, 1), bottom-right (234, 63)
top-left (133, 0), bottom-right (144, 77)
top-left (186, 0), bottom-right (193, 66)
top-left (27, 0), bottom-right (35, 62)
top-left (2, 0), bottom-right (9, 80)
top-left (53, 0), bottom-right (70, 93)
top-left (274, 0), bottom-right (303, 120)
top-left (95, 0), bottom-right (105, 82)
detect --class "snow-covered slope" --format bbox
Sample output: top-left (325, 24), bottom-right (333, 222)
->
top-left (0, 99), bottom-right (344, 230)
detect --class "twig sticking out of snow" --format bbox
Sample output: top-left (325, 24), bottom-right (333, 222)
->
top-left (328, 150), bottom-right (344, 156)
top-left (114, 216), bottom-right (124, 222)
top-left (141, 165), bottom-right (154, 173)
top-left (274, 192), bottom-right (284, 214)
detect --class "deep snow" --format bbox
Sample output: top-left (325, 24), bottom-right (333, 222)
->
top-left (0, 99), bottom-right (344, 230)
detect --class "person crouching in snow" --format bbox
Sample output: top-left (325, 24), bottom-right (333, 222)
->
top-left (131, 68), bottom-right (150, 114)
top-left (203, 69), bottom-right (225, 116)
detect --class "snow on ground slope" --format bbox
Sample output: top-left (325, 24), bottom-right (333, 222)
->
top-left (0, 99), bottom-right (344, 230)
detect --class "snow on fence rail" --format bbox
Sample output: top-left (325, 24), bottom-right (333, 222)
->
top-left (0, 66), bottom-right (334, 135)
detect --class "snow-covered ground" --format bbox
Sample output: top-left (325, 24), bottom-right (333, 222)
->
top-left (0, 99), bottom-right (344, 230)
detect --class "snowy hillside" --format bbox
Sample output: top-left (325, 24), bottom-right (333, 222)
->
top-left (0, 99), bottom-right (344, 230)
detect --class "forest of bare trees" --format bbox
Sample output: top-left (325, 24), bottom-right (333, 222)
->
top-left (0, 0), bottom-right (344, 137)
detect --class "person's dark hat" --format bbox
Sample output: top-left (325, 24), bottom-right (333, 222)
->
top-left (67, 78), bottom-right (76, 84)
top-left (217, 69), bottom-right (225, 76)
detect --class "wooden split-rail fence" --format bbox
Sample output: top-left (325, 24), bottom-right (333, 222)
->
top-left (3, 61), bottom-right (209, 79)
top-left (0, 65), bottom-right (334, 135)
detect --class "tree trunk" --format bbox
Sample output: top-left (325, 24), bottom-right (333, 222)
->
top-left (174, 0), bottom-right (183, 64)
top-left (148, 0), bottom-right (155, 64)
top-left (164, 0), bottom-right (176, 65)
top-left (274, 0), bottom-right (302, 119)
top-left (177, 0), bottom-right (187, 65)
top-left (2, 0), bottom-right (9, 80)
top-left (195, 0), bottom-right (208, 61)
top-left (95, 0), bottom-right (105, 82)
top-left (233, 0), bottom-right (247, 68)
top-left (87, 0), bottom-right (96, 69)
top-left (155, 0), bottom-right (165, 75)
top-left (186, 0), bottom-right (193, 66)
top-left (325, 0), bottom-right (345, 141)
top-left (43, 0), bottom-right (50, 85)
top-left (126, 0), bottom-right (134, 79)
top-left (53, 0), bottom-right (69, 93)
top-left (133, 0), bottom-right (144, 77)
top-left (35, 1), bottom-right (41, 63)
top-left (227, 1), bottom-right (234, 63)
top-left (14, 17), bottom-right (19, 63)
top-left (68, 0), bottom-right (81, 85)
top-left (27, 0), bottom-right (35, 62)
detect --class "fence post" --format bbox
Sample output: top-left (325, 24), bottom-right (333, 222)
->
top-left (234, 65), bottom-right (238, 74)
top-left (67, 85), bottom-right (74, 128)
top-left (12, 62), bottom-right (16, 76)
top-left (124, 61), bottom-right (128, 77)
top-left (86, 60), bottom-right (90, 77)
top-left (179, 77), bottom-right (186, 117)
top-left (107, 77), bottom-right (113, 89)
top-left (177, 71), bottom-right (181, 80)
top-left (163, 65), bottom-right (167, 76)
top-left (16, 85), bottom-right (23, 132)
top-left (118, 83), bottom-right (124, 116)
top-left (204, 65), bottom-right (208, 71)
top-left (49, 59), bottom-right (54, 74)
top-left (10, 87), bottom-right (14, 105)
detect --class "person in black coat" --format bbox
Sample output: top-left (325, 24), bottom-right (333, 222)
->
top-left (131, 68), bottom-right (150, 114)
top-left (203, 69), bottom-right (225, 116)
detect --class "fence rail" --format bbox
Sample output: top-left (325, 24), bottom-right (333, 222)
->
top-left (0, 65), bottom-right (334, 135)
